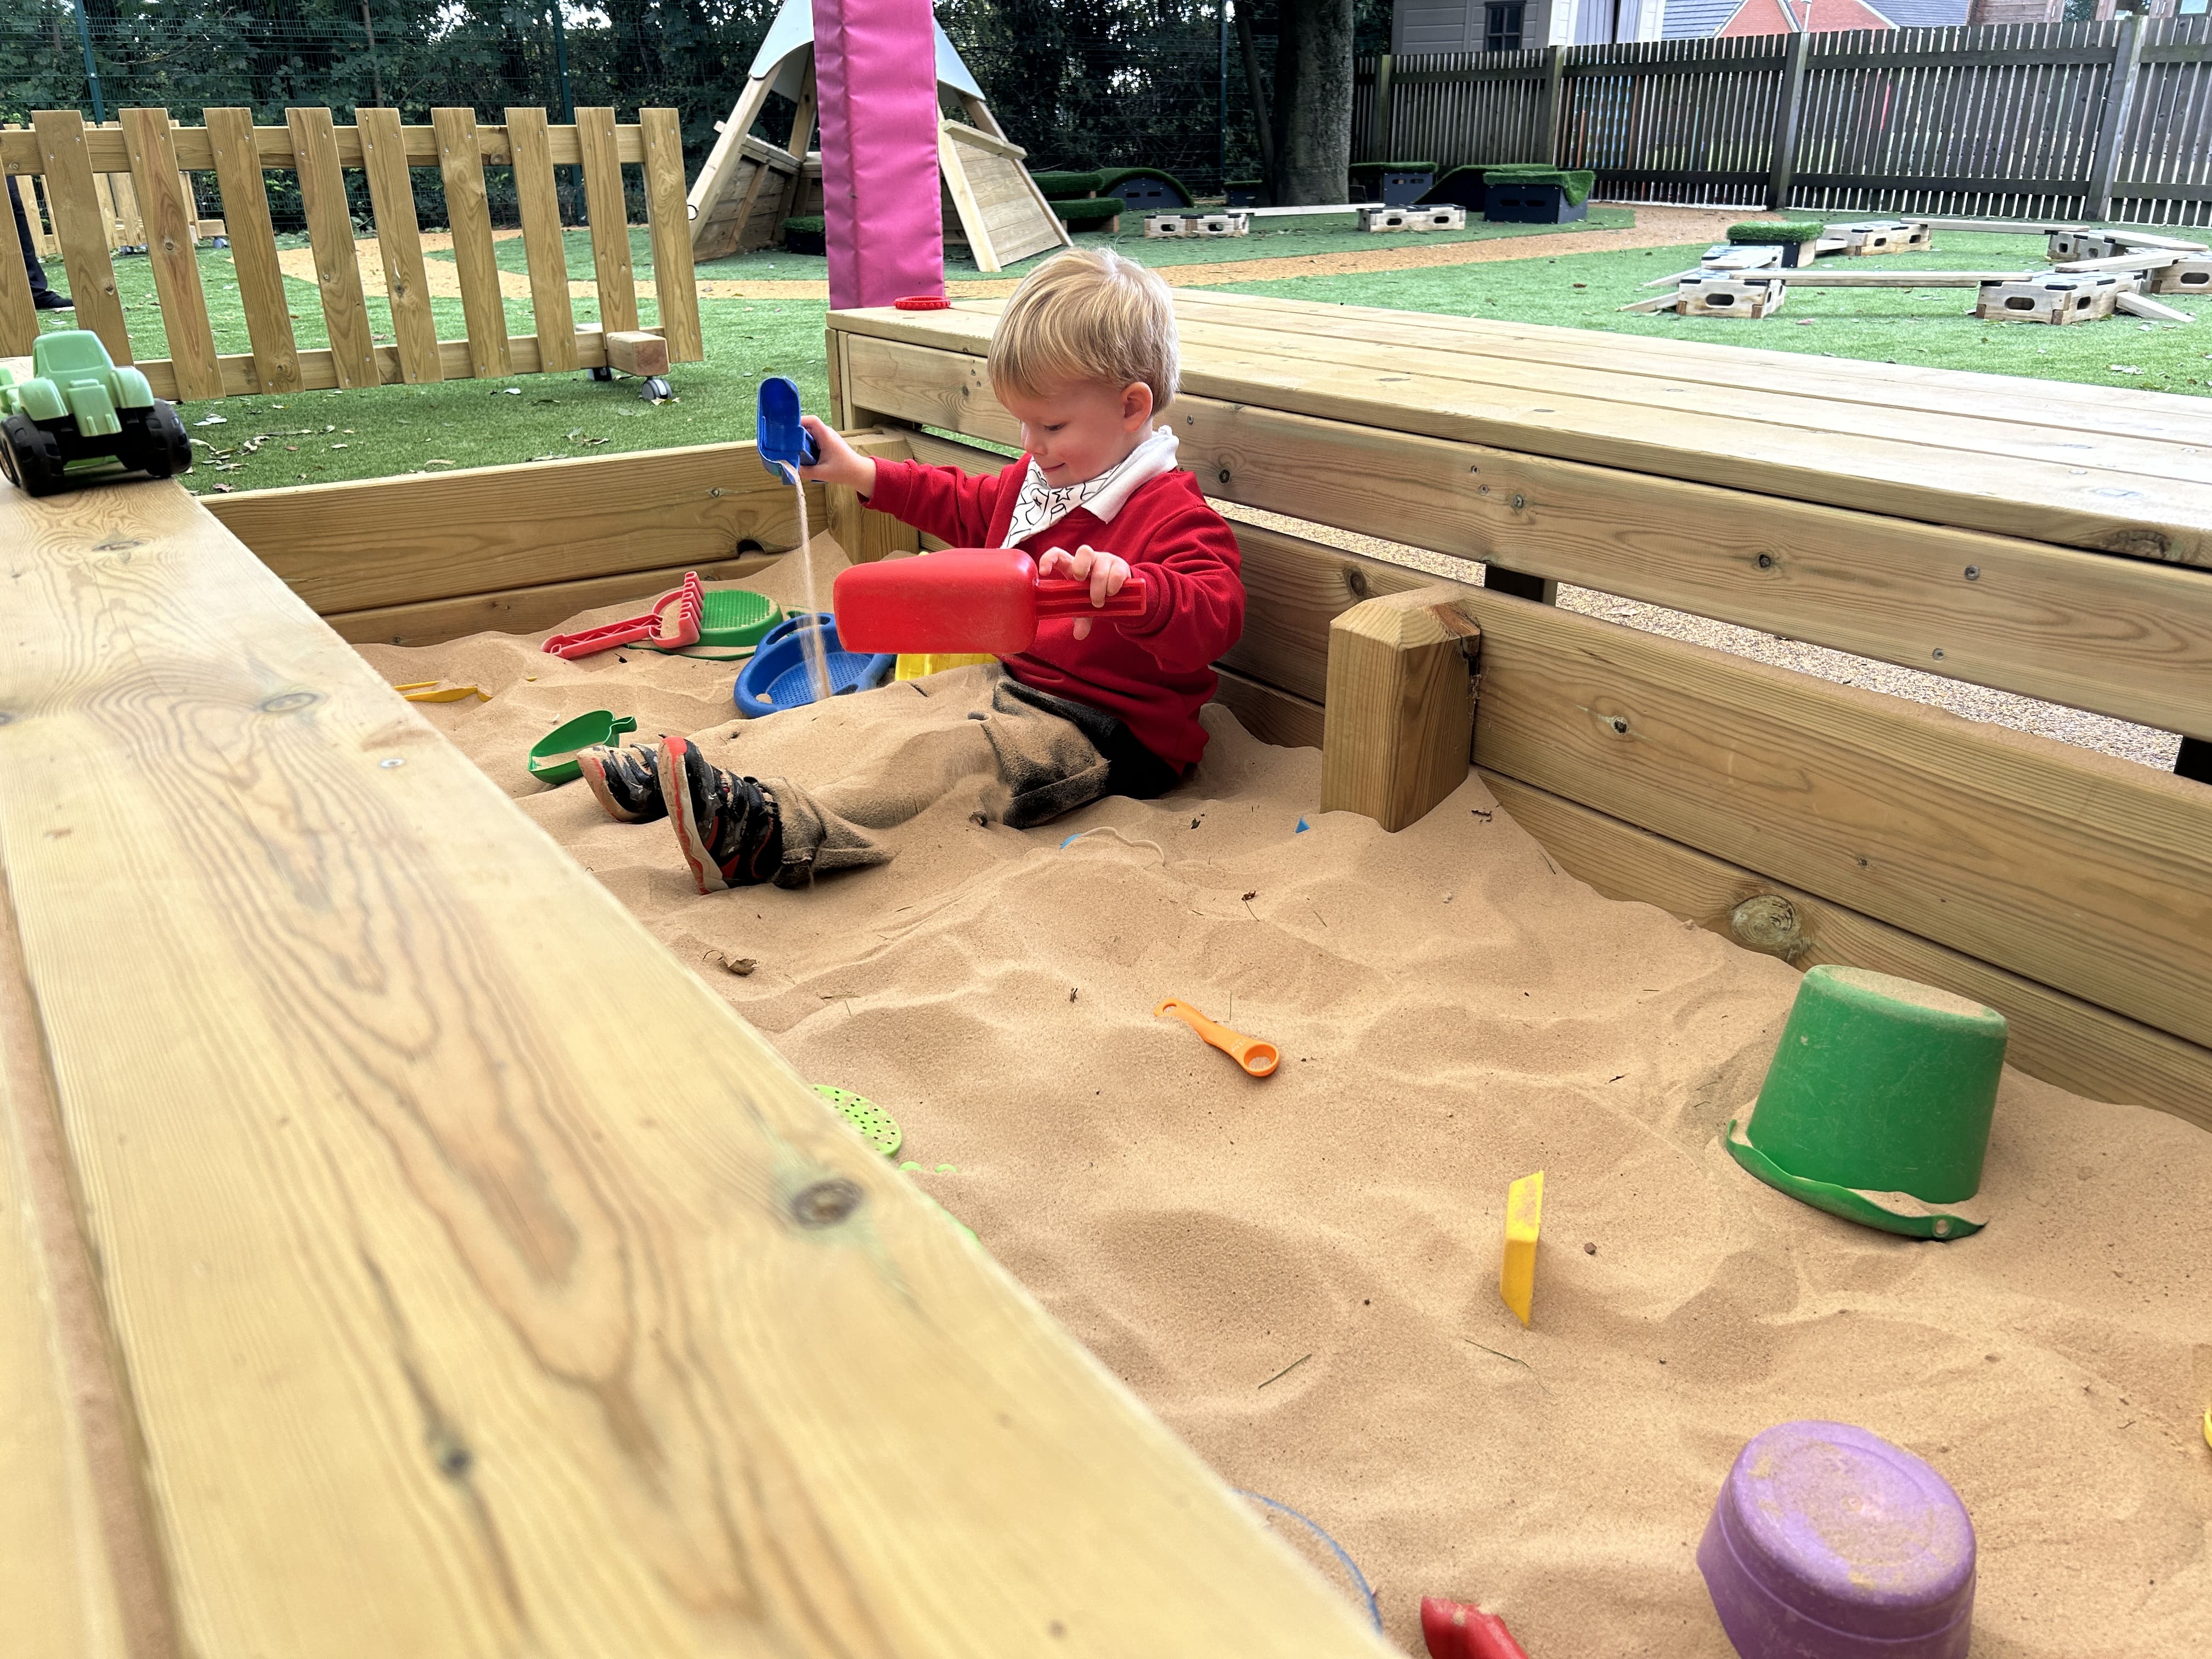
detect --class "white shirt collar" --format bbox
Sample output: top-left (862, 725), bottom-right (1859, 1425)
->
top-left (1002, 426), bottom-right (1181, 548)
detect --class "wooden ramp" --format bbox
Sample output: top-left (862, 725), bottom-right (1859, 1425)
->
top-left (0, 469), bottom-right (1397, 1658)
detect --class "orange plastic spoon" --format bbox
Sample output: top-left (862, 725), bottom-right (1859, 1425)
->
top-left (1155, 998), bottom-right (1280, 1077)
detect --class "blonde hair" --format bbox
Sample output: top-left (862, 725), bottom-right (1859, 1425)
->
top-left (988, 248), bottom-right (1179, 412)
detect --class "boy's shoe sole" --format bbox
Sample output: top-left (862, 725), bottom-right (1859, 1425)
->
top-left (659, 736), bottom-right (726, 892)
top-left (580, 743), bottom-right (664, 823)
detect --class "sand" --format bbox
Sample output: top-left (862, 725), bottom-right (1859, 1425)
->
top-left (363, 545), bottom-right (2212, 1658)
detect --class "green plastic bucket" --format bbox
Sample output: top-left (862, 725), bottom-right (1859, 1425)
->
top-left (1727, 966), bottom-right (2006, 1240)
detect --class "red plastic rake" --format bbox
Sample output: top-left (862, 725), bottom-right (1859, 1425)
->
top-left (832, 548), bottom-right (1148, 656)
top-left (542, 572), bottom-right (704, 660)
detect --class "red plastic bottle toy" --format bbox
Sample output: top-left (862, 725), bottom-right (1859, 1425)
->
top-left (832, 548), bottom-right (1149, 655)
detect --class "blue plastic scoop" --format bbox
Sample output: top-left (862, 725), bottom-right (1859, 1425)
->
top-left (757, 375), bottom-right (819, 479)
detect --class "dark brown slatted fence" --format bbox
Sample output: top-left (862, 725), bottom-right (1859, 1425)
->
top-left (1355, 16), bottom-right (2212, 227)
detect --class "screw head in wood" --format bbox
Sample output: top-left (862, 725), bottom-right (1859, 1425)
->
top-left (1932, 648), bottom-right (1946, 660)
top-left (1511, 494), bottom-right (1527, 510)
top-left (1963, 565), bottom-right (1979, 580)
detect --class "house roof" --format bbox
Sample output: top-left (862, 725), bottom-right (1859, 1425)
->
top-left (1663, 0), bottom-right (1748, 37)
top-left (1871, 0), bottom-right (1970, 25)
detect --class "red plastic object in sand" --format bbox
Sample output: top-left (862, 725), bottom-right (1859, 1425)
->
top-left (542, 572), bottom-right (704, 659)
top-left (833, 547), bottom-right (1149, 655)
top-left (1421, 1596), bottom-right (1532, 1659)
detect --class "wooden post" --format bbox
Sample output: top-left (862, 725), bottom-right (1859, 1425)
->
top-left (1767, 29), bottom-right (1812, 215)
top-left (1539, 46), bottom-right (1567, 165)
top-left (1320, 586), bottom-right (1482, 832)
top-left (2087, 14), bottom-right (2144, 224)
top-left (1374, 54), bottom-right (1395, 163)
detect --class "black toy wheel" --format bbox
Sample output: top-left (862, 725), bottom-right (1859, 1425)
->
top-left (1, 413), bottom-right (66, 496)
top-left (589, 365), bottom-right (615, 382)
top-left (120, 401), bottom-right (193, 479)
top-left (640, 376), bottom-right (672, 403)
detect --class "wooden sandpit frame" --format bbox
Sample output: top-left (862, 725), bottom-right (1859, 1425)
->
top-left (3, 289), bottom-right (2210, 1653)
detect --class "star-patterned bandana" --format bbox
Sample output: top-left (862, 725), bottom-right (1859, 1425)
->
top-left (1001, 425), bottom-right (1182, 548)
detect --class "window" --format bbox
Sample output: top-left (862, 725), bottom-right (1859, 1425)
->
top-left (1485, 1), bottom-right (1525, 50)
top-left (2180, 0), bottom-right (2208, 16)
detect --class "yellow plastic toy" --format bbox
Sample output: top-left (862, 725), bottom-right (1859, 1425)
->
top-left (1499, 1170), bottom-right (1544, 1328)
top-left (895, 652), bottom-right (996, 680)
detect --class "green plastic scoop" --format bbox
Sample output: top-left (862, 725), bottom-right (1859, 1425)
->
top-left (527, 710), bottom-right (635, 786)
top-left (815, 1085), bottom-right (901, 1157)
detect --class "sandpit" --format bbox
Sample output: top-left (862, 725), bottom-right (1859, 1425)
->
top-left (360, 546), bottom-right (2212, 1658)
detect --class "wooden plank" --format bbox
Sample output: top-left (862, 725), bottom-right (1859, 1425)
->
top-left (0, 476), bottom-right (1400, 1659)
top-left (0, 163), bottom-right (35, 354)
top-left (504, 107), bottom-right (577, 374)
top-left (576, 108), bottom-right (638, 334)
top-left (2115, 291), bottom-right (2193, 323)
top-left (1321, 588), bottom-right (1481, 831)
top-left (0, 887), bottom-right (138, 1659)
top-left (687, 76), bottom-right (777, 258)
top-left (1212, 665), bottom-right (1325, 751)
top-left (939, 124), bottom-right (1002, 274)
top-left (10, 124), bottom-right (657, 176)
top-left (1460, 584), bottom-right (2212, 1052)
top-left (835, 300), bottom-right (2212, 568)
top-left (357, 108), bottom-right (442, 386)
top-left (2088, 15), bottom-right (2146, 222)
top-left (286, 107), bottom-right (379, 390)
top-left (119, 108), bottom-right (222, 403)
top-left (205, 107), bottom-right (301, 394)
top-left (209, 431), bottom-right (915, 615)
top-left (431, 108), bottom-right (511, 380)
top-left (840, 330), bottom-right (2212, 742)
top-left (323, 553), bottom-right (779, 647)
top-left (776, 55), bottom-right (821, 233)
top-left (31, 111), bottom-right (131, 364)
top-left (604, 330), bottom-right (669, 377)
top-left (638, 108), bottom-right (702, 365)
top-left (1482, 773), bottom-right (2212, 1133)
top-left (128, 325), bottom-right (656, 402)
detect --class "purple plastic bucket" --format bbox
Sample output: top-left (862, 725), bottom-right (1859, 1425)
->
top-left (1697, 1421), bottom-right (1975, 1659)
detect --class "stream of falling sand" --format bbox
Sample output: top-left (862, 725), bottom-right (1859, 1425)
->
top-left (781, 461), bottom-right (834, 707)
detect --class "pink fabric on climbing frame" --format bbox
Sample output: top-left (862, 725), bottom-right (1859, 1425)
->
top-left (815, 0), bottom-right (946, 310)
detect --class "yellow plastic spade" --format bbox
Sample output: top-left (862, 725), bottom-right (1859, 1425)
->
top-left (1499, 1170), bottom-right (1544, 1328)
top-left (401, 684), bottom-right (489, 703)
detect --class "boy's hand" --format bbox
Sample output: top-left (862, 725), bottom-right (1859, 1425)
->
top-left (1038, 544), bottom-right (1133, 639)
top-left (795, 415), bottom-right (877, 496)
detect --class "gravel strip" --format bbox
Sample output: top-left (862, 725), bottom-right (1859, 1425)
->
top-left (1216, 502), bottom-right (2185, 772)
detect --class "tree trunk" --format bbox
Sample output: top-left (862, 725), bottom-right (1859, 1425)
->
top-left (1271, 0), bottom-right (1354, 205)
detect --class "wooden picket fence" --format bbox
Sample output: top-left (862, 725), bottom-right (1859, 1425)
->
top-left (1355, 16), bottom-right (2212, 228)
top-left (0, 107), bottom-right (703, 403)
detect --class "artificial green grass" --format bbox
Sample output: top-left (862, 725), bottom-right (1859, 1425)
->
top-left (1206, 232), bottom-right (2211, 398)
top-left (44, 218), bottom-right (2203, 503)
top-left (35, 241), bottom-right (831, 494)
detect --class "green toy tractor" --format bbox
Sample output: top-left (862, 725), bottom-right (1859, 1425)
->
top-left (1, 330), bottom-right (193, 497)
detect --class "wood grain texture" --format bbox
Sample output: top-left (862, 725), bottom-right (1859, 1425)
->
top-left (323, 554), bottom-right (779, 647)
top-left (127, 326), bottom-right (654, 402)
top-left (32, 111), bottom-right (131, 364)
top-left (640, 109), bottom-right (703, 364)
top-left (1321, 589), bottom-right (1481, 831)
top-left (0, 169), bottom-right (33, 353)
top-left (686, 77), bottom-right (776, 258)
top-left (204, 108), bottom-right (301, 394)
top-left (0, 475), bottom-right (1398, 1659)
top-left (210, 432), bottom-right (915, 615)
top-left (1461, 585), bottom-right (2212, 1052)
top-left (1212, 665), bottom-right (1325, 751)
top-left (505, 109), bottom-right (576, 374)
top-left (938, 126), bottom-right (1001, 273)
top-left (830, 298), bottom-right (2212, 568)
top-left (838, 329), bottom-right (2212, 741)
top-left (432, 109), bottom-right (511, 379)
top-left (357, 109), bottom-right (442, 385)
top-left (286, 107), bottom-right (378, 390)
top-left (604, 330), bottom-right (670, 377)
top-left (577, 109), bottom-right (638, 334)
top-left (120, 108), bottom-right (221, 402)
top-left (0, 888), bottom-right (137, 1659)
top-left (1484, 772), bottom-right (2212, 1131)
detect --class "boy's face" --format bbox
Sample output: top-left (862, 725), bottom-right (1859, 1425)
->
top-left (1001, 378), bottom-right (1154, 488)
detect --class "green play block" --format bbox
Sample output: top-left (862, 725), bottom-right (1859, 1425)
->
top-left (1728, 965), bottom-right (2006, 1240)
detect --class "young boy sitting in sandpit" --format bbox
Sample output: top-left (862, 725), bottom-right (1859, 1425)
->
top-left (577, 248), bottom-right (1246, 892)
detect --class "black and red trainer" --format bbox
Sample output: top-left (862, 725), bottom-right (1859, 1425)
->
top-left (658, 735), bottom-right (783, 893)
